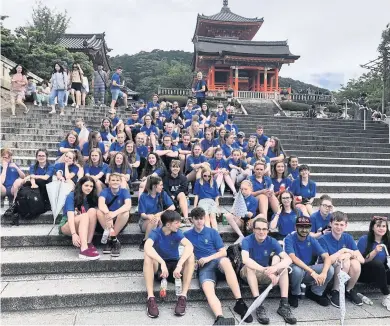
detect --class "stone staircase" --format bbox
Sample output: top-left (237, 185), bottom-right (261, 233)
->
top-left (1, 105), bottom-right (390, 323)
top-left (238, 99), bottom-right (279, 115)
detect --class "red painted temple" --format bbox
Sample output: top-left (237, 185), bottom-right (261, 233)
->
top-left (192, 0), bottom-right (300, 95)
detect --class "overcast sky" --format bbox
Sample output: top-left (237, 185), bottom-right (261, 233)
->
top-left (3, 0), bottom-right (390, 90)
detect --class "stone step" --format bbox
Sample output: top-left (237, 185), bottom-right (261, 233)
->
top-left (291, 150), bottom-right (390, 159)
top-left (311, 173), bottom-right (390, 183)
top-left (299, 157), bottom-right (390, 166)
top-left (315, 182), bottom-right (390, 193)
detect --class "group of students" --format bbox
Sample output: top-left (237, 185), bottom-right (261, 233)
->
top-left (1, 93), bottom-right (389, 324)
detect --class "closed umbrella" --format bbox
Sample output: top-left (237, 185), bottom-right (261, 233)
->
top-left (46, 180), bottom-right (73, 224)
top-left (232, 191), bottom-right (249, 235)
top-left (215, 173), bottom-right (225, 196)
top-left (338, 260), bottom-right (351, 326)
top-left (382, 244), bottom-right (390, 269)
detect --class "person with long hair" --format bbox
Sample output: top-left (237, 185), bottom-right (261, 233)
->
top-left (59, 176), bottom-right (99, 260)
top-left (68, 63), bottom-right (84, 109)
top-left (269, 190), bottom-right (302, 241)
top-left (244, 135), bottom-right (258, 164)
top-left (291, 165), bottom-right (317, 216)
top-left (250, 145), bottom-right (271, 176)
top-left (200, 128), bottom-right (218, 158)
top-left (105, 152), bottom-right (130, 189)
top-left (249, 161), bottom-right (279, 219)
top-left (138, 153), bottom-right (167, 196)
top-left (141, 114), bottom-right (159, 152)
top-left (226, 180), bottom-right (258, 244)
top-left (197, 102), bottom-right (209, 127)
top-left (1, 148), bottom-right (26, 201)
top-left (209, 147), bottom-right (237, 196)
top-left (100, 118), bottom-right (117, 156)
top-left (122, 141), bottom-right (140, 182)
top-left (185, 143), bottom-right (208, 182)
top-left (187, 121), bottom-right (204, 143)
top-left (82, 131), bottom-right (106, 161)
top-left (287, 155), bottom-right (300, 180)
top-left (178, 133), bottom-right (192, 173)
top-left (221, 132), bottom-right (238, 159)
top-left (265, 137), bottom-right (285, 163)
top-left (216, 128), bottom-right (227, 147)
top-left (138, 175), bottom-right (175, 251)
top-left (54, 149), bottom-right (84, 184)
top-left (57, 131), bottom-right (80, 163)
top-left (84, 148), bottom-right (107, 194)
top-left (151, 109), bottom-right (163, 134)
top-left (228, 149), bottom-right (251, 186)
top-left (271, 161), bottom-right (292, 195)
top-left (193, 166), bottom-right (220, 230)
top-left (49, 62), bottom-right (69, 116)
top-left (9, 64), bottom-right (28, 116)
top-left (155, 134), bottom-right (179, 170)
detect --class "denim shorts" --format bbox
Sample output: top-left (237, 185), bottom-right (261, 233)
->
top-left (198, 258), bottom-right (225, 285)
top-left (111, 89), bottom-right (124, 101)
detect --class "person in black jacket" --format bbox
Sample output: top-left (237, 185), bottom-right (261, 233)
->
top-left (163, 160), bottom-right (190, 226)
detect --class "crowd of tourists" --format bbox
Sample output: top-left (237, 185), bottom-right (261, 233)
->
top-left (2, 65), bottom-right (390, 325)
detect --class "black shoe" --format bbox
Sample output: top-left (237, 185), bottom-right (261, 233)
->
top-left (255, 305), bottom-right (269, 325)
top-left (305, 286), bottom-right (329, 306)
top-left (233, 299), bottom-right (253, 323)
top-left (138, 239), bottom-right (146, 252)
top-left (3, 203), bottom-right (16, 218)
top-left (103, 239), bottom-right (113, 254)
top-left (329, 290), bottom-right (340, 308)
top-left (277, 302), bottom-right (297, 325)
top-left (111, 239), bottom-right (121, 257)
top-left (346, 287), bottom-right (363, 306)
top-left (213, 316), bottom-right (235, 325)
top-left (10, 213), bottom-right (20, 226)
top-left (288, 294), bottom-right (299, 308)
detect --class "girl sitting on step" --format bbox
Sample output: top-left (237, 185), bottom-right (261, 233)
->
top-left (59, 176), bottom-right (100, 260)
top-left (81, 131), bottom-right (106, 162)
top-left (271, 161), bottom-right (292, 195)
top-left (243, 135), bottom-right (258, 164)
top-left (291, 164), bottom-right (317, 216)
top-left (54, 150), bottom-right (84, 189)
top-left (57, 131), bottom-right (80, 163)
top-left (138, 152), bottom-right (167, 197)
top-left (105, 152), bottom-right (131, 189)
top-left (84, 148), bottom-right (107, 195)
top-left (228, 149), bottom-right (252, 186)
top-left (209, 147), bottom-right (237, 196)
top-left (287, 155), bottom-right (300, 180)
top-left (122, 141), bottom-right (140, 182)
top-left (185, 143), bottom-right (209, 183)
top-left (1, 148), bottom-right (26, 202)
top-left (250, 145), bottom-right (271, 176)
top-left (265, 137), bottom-right (285, 163)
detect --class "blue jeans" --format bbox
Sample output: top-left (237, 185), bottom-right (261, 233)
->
top-left (49, 89), bottom-right (65, 108)
top-left (290, 263), bottom-right (334, 296)
top-left (94, 85), bottom-right (105, 104)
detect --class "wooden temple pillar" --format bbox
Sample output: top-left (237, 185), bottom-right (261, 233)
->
top-left (234, 67), bottom-right (239, 97)
top-left (256, 70), bottom-right (260, 92)
top-left (275, 68), bottom-right (279, 90)
top-left (264, 68), bottom-right (268, 92)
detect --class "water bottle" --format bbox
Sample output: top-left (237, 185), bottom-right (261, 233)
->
top-left (299, 283), bottom-right (306, 299)
top-left (160, 278), bottom-right (167, 299)
top-left (222, 213), bottom-right (228, 225)
top-left (175, 277), bottom-right (182, 296)
top-left (357, 293), bottom-right (373, 305)
top-left (101, 228), bottom-right (110, 244)
top-left (269, 184), bottom-right (274, 192)
top-left (4, 196), bottom-right (9, 207)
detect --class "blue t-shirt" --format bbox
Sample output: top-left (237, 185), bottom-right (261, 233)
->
top-left (126, 118), bottom-right (142, 130)
top-left (111, 73), bottom-right (121, 90)
top-left (285, 232), bottom-right (326, 265)
top-left (0, 164), bottom-right (21, 188)
top-left (243, 145), bottom-right (256, 158)
top-left (209, 158), bottom-right (228, 170)
top-left (257, 134), bottom-right (269, 146)
top-left (84, 163), bottom-right (107, 176)
top-left (291, 178), bottom-right (317, 199)
top-left (100, 130), bottom-right (117, 142)
top-left (249, 175), bottom-right (272, 192)
top-left (200, 139), bottom-right (218, 152)
top-left (29, 164), bottom-right (54, 177)
top-left (99, 188), bottom-right (131, 211)
top-left (157, 145), bottom-right (179, 153)
top-left (111, 116), bottom-right (120, 126)
top-left (242, 234), bottom-right (282, 267)
top-left (225, 124), bottom-right (238, 134)
top-left (267, 148), bottom-right (285, 159)
top-left (186, 155), bottom-right (207, 173)
top-left (193, 179), bottom-right (220, 200)
top-left (318, 232), bottom-right (358, 256)
top-left (140, 125), bottom-right (159, 136)
top-left (310, 210), bottom-right (332, 233)
top-left (57, 140), bottom-right (80, 157)
top-left (271, 209), bottom-right (302, 236)
top-left (163, 131), bottom-right (179, 140)
top-left (184, 226), bottom-right (224, 259)
top-left (227, 158), bottom-right (247, 170)
top-left (149, 227), bottom-right (184, 261)
top-left (54, 163), bottom-right (79, 183)
top-left (216, 111), bottom-right (228, 124)
top-left (82, 142), bottom-right (106, 156)
top-left (250, 155), bottom-right (271, 166)
top-left (288, 167), bottom-right (300, 180)
top-left (271, 177), bottom-right (292, 192)
top-left (138, 107), bottom-right (148, 118)
top-left (194, 80), bottom-right (206, 99)
top-left (147, 101), bottom-right (159, 110)
top-left (183, 109), bottom-right (196, 121)
top-left (63, 191), bottom-right (92, 216)
top-left (205, 120), bottom-right (222, 128)
top-left (221, 144), bottom-right (237, 158)
top-left (244, 195), bottom-right (258, 216)
top-left (161, 109), bottom-right (171, 120)
top-left (235, 140), bottom-right (248, 150)
top-left (136, 145), bottom-right (148, 158)
top-left (178, 143), bottom-right (192, 152)
top-left (109, 142), bottom-right (125, 153)
top-left (357, 235), bottom-right (387, 263)
top-left (139, 191), bottom-right (173, 215)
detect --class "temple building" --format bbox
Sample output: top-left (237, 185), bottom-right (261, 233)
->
top-left (59, 33), bottom-right (112, 71)
top-left (192, 0), bottom-right (300, 94)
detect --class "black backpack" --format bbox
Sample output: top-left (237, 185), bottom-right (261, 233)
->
top-left (15, 187), bottom-right (46, 219)
top-left (226, 243), bottom-right (246, 284)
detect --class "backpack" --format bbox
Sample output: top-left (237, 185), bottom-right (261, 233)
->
top-left (226, 243), bottom-right (246, 284)
top-left (15, 187), bottom-right (46, 219)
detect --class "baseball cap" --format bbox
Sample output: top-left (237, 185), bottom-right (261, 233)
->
top-left (296, 216), bottom-right (312, 227)
top-left (237, 132), bottom-right (245, 138)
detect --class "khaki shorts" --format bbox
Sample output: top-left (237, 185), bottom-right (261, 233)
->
top-left (240, 266), bottom-right (272, 285)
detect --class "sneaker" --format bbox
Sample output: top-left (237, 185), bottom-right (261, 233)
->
top-left (24, 107), bottom-right (30, 114)
top-left (329, 290), bottom-right (340, 308)
top-left (213, 316), bottom-right (235, 325)
top-left (288, 294), bottom-right (299, 308)
top-left (305, 286), bottom-right (329, 306)
top-left (234, 299), bottom-right (253, 323)
top-left (88, 243), bottom-right (98, 253)
top-left (79, 248), bottom-right (100, 260)
top-left (103, 239), bottom-right (113, 254)
top-left (60, 111), bottom-right (65, 116)
top-left (38, 103), bottom-right (42, 107)
top-left (174, 295), bottom-right (187, 316)
top-left (71, 102), bottom-right (76, 107)
top-left (139, 239), bottom-right (146, 252)
top-left (382, 294), bottom-right (390, 311)
top-left (277, 302), bottom-right (297, 325)
top-left (34, 101), bottom-right (38, 105)
top-left (346, 288), bottom-right (363, 306)
top-left (255, 305), bottom-right (270, 325)
top-left (75, 105), bottom-right (79, 109)
top-left (111, 239), bottom-right (121, 257)
top-left (49, 109), bottom-right (56, 114)
top-left (147, 296), bottom-right (159, 318)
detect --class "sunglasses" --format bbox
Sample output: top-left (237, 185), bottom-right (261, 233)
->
top-left (372, 216), bottom-right (388, 221)
top-left (203, 174), bottom-right (211, 178)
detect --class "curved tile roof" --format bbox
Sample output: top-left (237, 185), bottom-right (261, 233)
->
top-left (198, 5), bottom-right (263, 23)
top-left (59, 33), bottom-right (105, 51)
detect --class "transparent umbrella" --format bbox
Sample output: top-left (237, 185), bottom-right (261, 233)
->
top-left (338, 260), bottom-right (351, 326)
top-left (46, 180), bottom-right (73, 224)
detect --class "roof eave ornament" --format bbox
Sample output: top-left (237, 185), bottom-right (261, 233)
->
top-left (222, 0), bottom-right (231, 12)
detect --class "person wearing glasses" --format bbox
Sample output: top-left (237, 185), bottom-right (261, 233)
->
top-left (357, 216), bottom-right (390, 311)
top-left (318, 211), bottom-right (365, 308)
top-left (310, 195), bottom-right (333, 238)
top-left (285, 216), bottom-right (334, 308)
top-left (184, 207), bottom-right (251, 326)
top-left (155, 134), bottom-right (179, 170)
top-left (240, 217), bottom-right (297, 325)
top-left (216, 104), bottom-right (228, 125)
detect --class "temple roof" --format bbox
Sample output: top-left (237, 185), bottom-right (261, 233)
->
top-left (59, 33), bottom-right (111, 52)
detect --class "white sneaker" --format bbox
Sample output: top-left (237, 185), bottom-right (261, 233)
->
top-left (71, 103), bottom-right (76, 107)
top-left (49, 109), bottom-right (56, 114)
top-left (60, 111), bottom-right (65, 116)
top-left (75, 105), bottom-right (79, 109)
top-left (382, 294), bottom-right (390, 311)
top-left (34, 101), bottom-right (38, 106)
top-left (38, 103), bottom-right (42, 107)
top-left (234, 236), bottom-right (245, 245)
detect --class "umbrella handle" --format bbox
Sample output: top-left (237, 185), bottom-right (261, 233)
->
top-left (381, 244), bottom-right (390, 256)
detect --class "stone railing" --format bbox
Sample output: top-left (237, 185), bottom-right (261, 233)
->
top-left (158, 86), bottom-right (231, 99)
top-left (290, 93), bottom-right (333, 103)
top-left (237, 91), bottom-right (280, 100)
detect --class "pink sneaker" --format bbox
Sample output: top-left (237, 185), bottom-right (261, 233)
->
top-left (79, 248), bottom-right (100, 260)
top-left (88, 243), bottom-right (98, 252)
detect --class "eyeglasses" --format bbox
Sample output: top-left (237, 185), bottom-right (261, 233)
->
top-left (321, 204), bottom-right (333, 209)
top-left (254, 228), bottom-right (268, 232)
top-left (281, 197), bottom-right (292, 200)
top-left (163, 139), bottom-right (171, 142)
top-left (372, 216), bottom-right (388, 221)
top-left (203, 174), bottom-right (211, 178)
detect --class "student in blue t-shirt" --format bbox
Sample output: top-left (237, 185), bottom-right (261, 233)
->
top-left (151, 109), bottom-right (163, 134)
top-left (100, 118), bottom-right (117, 156)
top-left (81, 131), bottom-right (106, 161)
top-left (123, 141), bottom-right (140, 182)
top-left (138, 152), bottom-right (167, 196)
top-left (182, 102), bottom-right (197, 126)
top-left (141, 114), bottom-right (159, 151)
top-left (216, 104), bottom-right (228, 125)
top-left (228, 149), bottom-right (251, 186)
top-left (1, 148), bottom-right (25, 201)
top-left (109, 132), bottom-right (126, 157)
top-left (287, 155), bottom-right (300, 180)
top-left (310, 195), bottom-right (333, 238)
top-left (318, 212), bottom-right (365, 308)
top-left (225, 115), bottom-right (238, 135)
top-left (265, 137), bottom-right (285, 163)
top-left (178, 133), bottom-right (192, 173)
top-left (240, 217), bottom-right (297, 325)
top-left (187, 121), bottom-right (204, 144)
top-left (357, 216), bottom-right (390, 307)
top-left (156, 134), bottom-right (179, 170)
top-left (271, 161), bottom-right (292, 194)
top-left (84, 148), bottom-right (107, 194)
top-left (204, 113), bottom-right (222, 136)
top-left (57, 131), bottom-right (80, 162)
top-left (235, 132), bottom-right (248, 150)
top-left (138, 101), bottom-right (149, 119)
top-left (105, 152), bottom-right (131, 189)
top-left (255, 125), bottom-right (269, 147)
top-left (209, 148), bottom-right (237, 196)
top-left (163, 122), bottom-right (180, 146)
top-left (107, 109), bottom-right (125, 134)
top-left (143, 211), bottom-right (195, 318)
top-left (146, 94), bottom-right (159, 110)
top-left (200, 129), bottom-right (218, 158)
top-left (185, 143), bottom-right (208, 182)
top-left (250, 145), bottom-right (271, 176)
top-left (184, 207), bottom-right (251, 325)
top-left (97, 173), bottom-right (131, 257)
top-left (221, 132), bottom-right (239, 159)
top-left (135, 133), bottom-right (149, 177)
top-left (125, 110), bottom-right (143, 141)
top-left (59, 176), bottom-right (99, 260)
top-left (243, 135), bottom-right (258, 163)
top-left (138, 176), bottom-right (175, 251)
top-left (191, 72), bottom-right (206, 107)
top-left (291, 164), bottom-right (317, 216)
top-left (110, 66), bottom-right (128, 110)
top-left (54, 150), bottom-right (83, 188)
top-left (285, 216), bottom-right (334, 308)
top-left (226, 180), bottom-right (259, 243)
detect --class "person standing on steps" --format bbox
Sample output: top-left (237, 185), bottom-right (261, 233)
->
top-left (184, 207), bottom-right (252, 326)
top-left (192, 72), bottom-right (207, 107)
top-left (110, 66), bottom-right (129, 111)
top-left (9, 64), bottom-right (28, 116)
top-left (92, 64), bottom-right (108, 107)
top-left (49, 62), bottom-right (68, 116)
top-left (143, 210), bottom-right (195, 318)
top-left (68, 63), bottom-right (84, 109)
top-left (24, 77), bottom-right (38, 106)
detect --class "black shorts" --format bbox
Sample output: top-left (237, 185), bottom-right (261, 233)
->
top-left (154, 259), bottom-right (179, 283)
top-left (197, 97), bottom-right (205, 106)
top-left (71, 82), bottom-right (82, 92)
